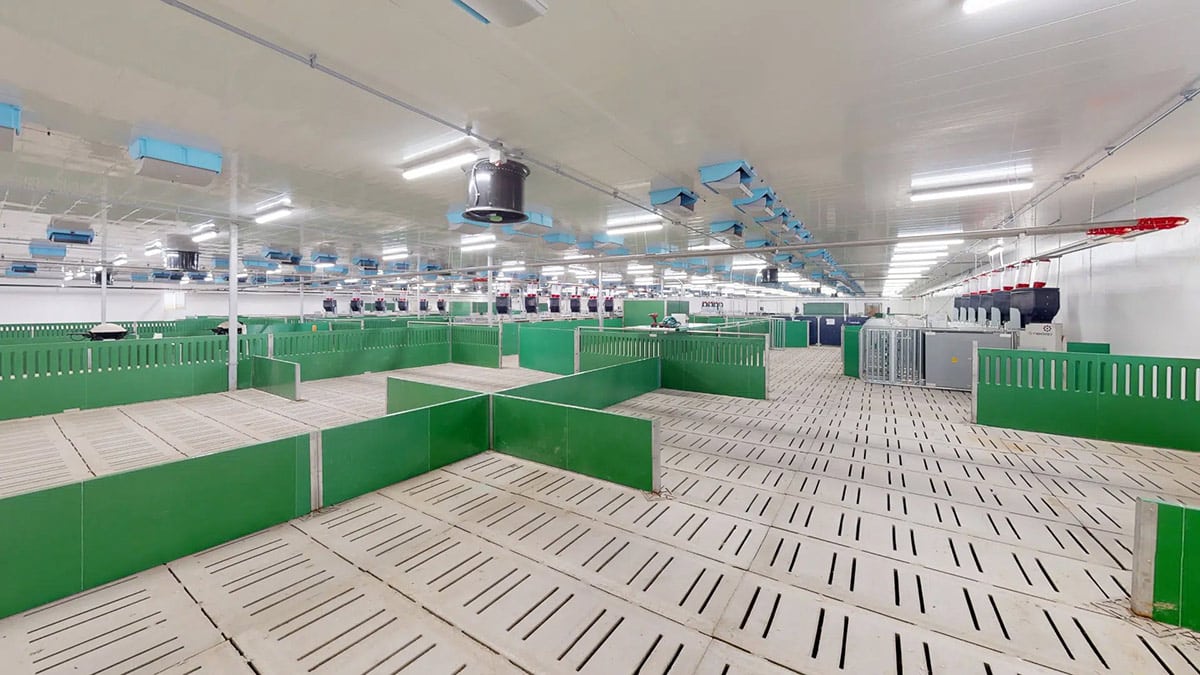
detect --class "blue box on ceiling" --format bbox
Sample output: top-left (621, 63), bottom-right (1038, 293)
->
top-left (131, 273), bottom-right (150, 282)
top-left (212, 256), bottom-right (229, 269)
top-left (353, 256), bottom-right (379, 270)
top-left (7, 263), bottom-right (37, 276)
top-left (0, 103), bottom-right (20, 133)
top-left (128, 137), bottom-right (222, 173)
top-left (294, 264), bottom-right (315, 274)
top-left (29, 240), bottom-right (67, 259)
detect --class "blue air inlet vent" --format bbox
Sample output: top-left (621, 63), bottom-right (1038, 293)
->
top-left (7, 263), bottom-right (37, 276)
top-left (699, 160), bottom-right (756, 195)
top-left (352, 256), bottom-right (379, 271)
top-left (46, 219), bottom-right (95, 245)
top-left (129, 137), bottom-right (222, 187)
top-left (649, 187), bottom-right (699, 213)
top-left (29, 239), bottom-right (67, 259)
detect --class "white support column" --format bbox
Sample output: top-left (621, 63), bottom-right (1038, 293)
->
top-left (487, 254), bottom-right (494, 327)
top-left (228, 222), bottom-right (239, 391)
top-left (227, 154), bottom-right (240, 392)
top-left (597, 261), bottom-right (604, 332)
top-left (99, 185), bottom-right (109, 322)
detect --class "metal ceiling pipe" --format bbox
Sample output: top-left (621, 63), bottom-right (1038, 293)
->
top-left (159, 0), bottom-right (722, 243)
top-left (254, 217), bottom-right (1147, 286)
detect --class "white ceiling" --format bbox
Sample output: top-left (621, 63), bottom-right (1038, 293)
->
top-left (0, 0), bottom-right (1197, 292)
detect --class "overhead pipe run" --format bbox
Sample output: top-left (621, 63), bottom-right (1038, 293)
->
top-left (159, 0), bottom-right (722, 246)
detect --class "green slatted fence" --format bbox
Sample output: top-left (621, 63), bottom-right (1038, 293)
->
top-left (450, 324), bottom-right (501, 368)
top-left (578, 330), bottom-right (767, 399)
top-left (501, 321), bottom-right (519, 356)
top-left (976, 349), bottom-right (1200, 452)
top-left (0, 335), bottom-right (266, 420)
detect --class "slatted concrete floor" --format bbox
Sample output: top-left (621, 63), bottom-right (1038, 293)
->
top-left (0, 362), bottom-right (553, 499)
top-left (6, 348), bottom-right (1200, 673)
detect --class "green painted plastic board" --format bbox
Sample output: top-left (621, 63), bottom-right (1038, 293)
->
top-left (501, 322), bottom-right (519, 356)
top-left (803, 302), bottom-right (846, 315)
top-left (843, 325), bottom-right (861, 377)
top-left (429, 395), bottom-right (489, 468)
top-left (622, 300), bottom-right (667, 327)
top-left (81, 435), bottom-right (310, 588)
top-left (492, 395), bottom-right (655, 491)
top-left (1067, 341), bottom-right (1111, 354)
top-left (518, 326), bottom-right (575, 375)
top-left (322, 410), bottom-right (430, 506)
top-left (387, 377), bottom-right (480, 413)
top-left (0, 484), bottom-right (83, 618)
top-left (784, 320), bottom-right (809, 347)
top-left (1154, 502), bottom-right (1185, 625)
top-left (252, 356), bottom-right (300, 400)
top-left (501, 358), bottom-right (660, 409)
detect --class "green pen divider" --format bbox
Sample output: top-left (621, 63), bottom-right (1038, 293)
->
top-left (321, 395), bottom-right (489, 506)
top-left (0, 434), bottom-right (310, 619)
top-left (491, 394), bottom-right (658, 492)
top-left (501, 357), bottom-right (660, 409)
top-left (450, 324), bottom-right (501, 368)
top-left (517, 325), bottom-right (576, 375)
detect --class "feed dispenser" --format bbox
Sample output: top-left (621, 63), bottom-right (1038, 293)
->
top-left (86, 323), bottom-right (128, 341)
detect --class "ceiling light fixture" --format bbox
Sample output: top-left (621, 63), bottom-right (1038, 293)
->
top-left (461, 233), bottom-right (496, 245)
top-left (254, 201), bottom-right (294, 224)
top-left (897, 226), bottom-right (963, 238)
top-left (192, 230), bottom-right (220, 243)
top-left (382, 252), bottom-right (410, 261)
top-left (144, 243), bottom-right (163, 257)
top-left (911, 163), bottom-right (1032, 189)
top-left (689, 242), bottom-right (731, 251)
top-left (382, 246), bottom-right (408, 256)
top-left (401, 151), bottom-right (478, 180)
top-left (401, 135), bottom-right (471, 163)
top-left (605, 213), bottom-right (662, 228)
top-left (962, 0), bottom-right (1021, 14)
top-left (606, 223), bottom-right (664, 236)
top-left (988, 246), bottom-right (1005, 257)
top-left (460, 242), bottom-right (497, 253)
top-left (112, 253), bottom-right (128, 266)
top-left (314, 262), bottom-right (335, 269)
top-left (911, 180), bottom-right (1033, 203)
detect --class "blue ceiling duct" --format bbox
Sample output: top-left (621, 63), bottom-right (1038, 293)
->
top-left (698, 160), bottom-right (756, 195)
top-left (649, 187), bottom-right (699, 213)
top-left (7, 263), bottom-right (37, 276)
top-left (46, 218), bottom-right (95, 245)
top-left (28, 239), bottom-right (67, 259)
top-left (710, 220), bottom-right (745, 238)
top-left (733, 187), bottom-right (778, 217)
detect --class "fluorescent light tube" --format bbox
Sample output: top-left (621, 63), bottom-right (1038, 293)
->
top-left (911, 164), bottom-right (1032, 189)
top-left (314, 262), bottom-right (335, 269)
top-left (962, 0), bottom-right (1020, 14)
top-left (382, 246), bottom-right (408, 256)
top-left (192, 230), bottom-right (219, 243)
top-left (988, 246), bottom-right (1005, 257)
top-left (501, 266), bottom-right (525, 272)
top-left (112, 254), bottom-right (128, 266)
top-left (402, 151), bottom-right (478, 180)
top-left (461, 233), bottom-right (496, 244)
top-left (144, 246), bottom-right (163, 257)
top-left (401, 135), bottom-right (471, 162)
top-left (460, 242), bottom-right (497, 253)
top-left (911, 180), bottom-right (1033, 202)
top-left (382, 253), bottom-right (409, 261)
top-left (606, 213), bottom-right (662, 228)
top-left (689, 242), bottom-right (731, 251)
top-left (606, 223), bottom-right (664, 236)
top-left (254, 205), bottom-right (294, 224)
top-left (892, 253), bottom-right (945, 262)
top-left (541, 265), bottom-right (565, 273)
top-left (897, 227), bottom-right (963, 238)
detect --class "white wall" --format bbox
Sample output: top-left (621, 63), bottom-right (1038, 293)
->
top-left (1049, 175), bottom-right (1200, 357)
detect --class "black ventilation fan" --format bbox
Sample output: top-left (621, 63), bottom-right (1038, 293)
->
top-left (464, 159), bottom-right (530, 224)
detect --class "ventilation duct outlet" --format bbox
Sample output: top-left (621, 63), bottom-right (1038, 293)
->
top-left (464, 159), bottom-right (530, 224)
top-left (162, 234), bottom-right (200, 271)
top-left (454, 0), bottom-right (548, 26)
top-left (129, 137), bottom-right (222, 187)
